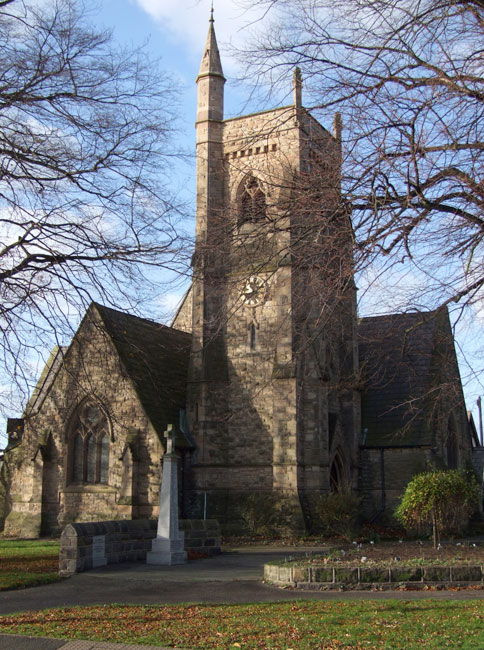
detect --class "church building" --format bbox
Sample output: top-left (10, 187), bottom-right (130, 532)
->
top-left (0, 14), bottom-right (476, 538)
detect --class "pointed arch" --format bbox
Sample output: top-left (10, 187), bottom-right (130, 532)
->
top-left (67, 399), bottom-right (111, 485)
top-left (237, 175), bottom-right (267, 226)
top-left (329, 449), bottom-right (348, 492)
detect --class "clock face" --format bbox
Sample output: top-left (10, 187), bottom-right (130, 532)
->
top-left (241, 275), bottom-right (266, 306)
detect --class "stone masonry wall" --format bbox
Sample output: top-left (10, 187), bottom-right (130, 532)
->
top-left (359, 447), bottom-right (433, 521)
top-left (172, 286), bottom-right (193, 334)
top-left (3, 306), bottom-right (164, 537)
top-left (59, 518), bottom-right (221, 575)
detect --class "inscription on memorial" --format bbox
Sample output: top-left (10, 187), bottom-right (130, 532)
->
top-left (92, 534), bottom-right (107, 567)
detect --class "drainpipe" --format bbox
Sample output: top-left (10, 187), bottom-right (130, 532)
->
top-left (369, 447), bottom-right (386, 523)
top-left (380, 448), bottom-right (386, 513)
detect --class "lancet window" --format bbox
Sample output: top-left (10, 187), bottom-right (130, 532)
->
top-left (329, 450), bottom-right (346, 492)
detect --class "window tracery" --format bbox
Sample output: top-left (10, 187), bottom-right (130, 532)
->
top-left (68, 401), bottom-right (110, 485)
top-left (238, 176), bottom-right (267, 226)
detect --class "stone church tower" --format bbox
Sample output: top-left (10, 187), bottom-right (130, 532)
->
top-left (183, 12), bottom-right (360, 531)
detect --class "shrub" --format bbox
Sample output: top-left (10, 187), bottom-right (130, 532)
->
top-left (311, 490), bottom-right (361, 539)
top-left (238, 493), bottom-right (280, 536)
top-left (395, 470), bottom-right (480, 548)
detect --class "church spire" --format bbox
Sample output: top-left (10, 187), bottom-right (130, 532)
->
top-left (196, 8), bottom-right (225, 124)
top-left (197, 6), bottom-right (225, 81)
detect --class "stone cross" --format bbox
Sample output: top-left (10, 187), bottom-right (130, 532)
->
top-left (165, 424), bottom-right (176, 455)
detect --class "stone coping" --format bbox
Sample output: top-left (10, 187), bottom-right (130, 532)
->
top-left (264, 562), bottom-right (484, 590)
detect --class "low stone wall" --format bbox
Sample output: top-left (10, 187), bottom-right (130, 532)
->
top-left (264, 563), bottom-right (484, 590)
top-left (59, 519), bottom-right (221, 576)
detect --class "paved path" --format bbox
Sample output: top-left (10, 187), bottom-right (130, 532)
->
top-left (1, 547), bottom-right (483, 649)
top-left (0, 636), bottom-right (172, 650)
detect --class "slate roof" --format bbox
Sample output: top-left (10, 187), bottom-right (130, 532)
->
top-left (93, 303), bottom-right (192, 445)
top-left (358, 309), bottom-right (446, 447)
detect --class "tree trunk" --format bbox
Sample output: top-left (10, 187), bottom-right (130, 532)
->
top-left (432, 510), bottom-right (439, 549)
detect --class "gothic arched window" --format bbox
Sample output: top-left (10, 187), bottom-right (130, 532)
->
top-left (238, 176), bottom-right (267, 226)
top-left (250, 323), bottom-right (257, 350)
top-left (68, 401), bottom-right (110, 485)
top-left (329, 450), bottom-right (347, 492)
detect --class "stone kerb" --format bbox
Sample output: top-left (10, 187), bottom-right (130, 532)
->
top-left (59, 519), bottom-right (221, 576)
top-left (264, 562), bottom-right (484, 590)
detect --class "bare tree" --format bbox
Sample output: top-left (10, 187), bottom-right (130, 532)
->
top-left (236, 0), bottom-right (484, 316)
top-left (0, 0), bottom-right (190, 414)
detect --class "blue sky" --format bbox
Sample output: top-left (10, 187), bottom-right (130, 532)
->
top-left (97, 0), bottom-right (275, 119)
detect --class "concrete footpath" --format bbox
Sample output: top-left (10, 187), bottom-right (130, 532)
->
top-left (1, 547), bottom-right (483, 649)
top-left (0, 637), bottom-right (171, 649)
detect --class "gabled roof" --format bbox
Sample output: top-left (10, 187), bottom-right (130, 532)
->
top-left (24, 345), bottom-right (68, 417)
top-left (358, 309), bottom-right (447, 447)
top-left (468, 411), bottom-right (482, 449)
top-left (92, 303), bottom-right (192, 443)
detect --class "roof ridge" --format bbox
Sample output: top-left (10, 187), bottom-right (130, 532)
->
top-left (359, 307), bottom-right (441, 322)
top-left (92, 302), bottom-right (175, 332)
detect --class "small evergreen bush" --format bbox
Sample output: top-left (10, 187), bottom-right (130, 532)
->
top-left (395, 469), bottom-right (480, 547)
top-left (311, 490), bottom-right (361, 539)
top-left (239, 493), bottom-right (280, 536)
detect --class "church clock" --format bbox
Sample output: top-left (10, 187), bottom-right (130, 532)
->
top-left (241, 275), bottom-right (266, 307)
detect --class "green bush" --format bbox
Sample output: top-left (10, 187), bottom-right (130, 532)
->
top-left (239, 493), bottom-right (280, 536)
top-left (395, 470), bottom-right (480, 547)
top-left (311, 490), bottom-right (361, 539)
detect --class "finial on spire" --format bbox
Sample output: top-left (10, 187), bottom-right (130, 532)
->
top-left (197, 2), bottom-right (225, 82)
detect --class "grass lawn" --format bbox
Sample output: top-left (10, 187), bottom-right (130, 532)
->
top-left (0, 601), bottom-right (483, 649)
top-left (0, 539), bottom-right (62, 590)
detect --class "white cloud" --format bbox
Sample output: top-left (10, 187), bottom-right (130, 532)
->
top-left (155, 289), bottom-right (187, 323)
top-left (357, 262), bottom-right (434, 317)
top-left (132, 0), bottom-right (270, 68)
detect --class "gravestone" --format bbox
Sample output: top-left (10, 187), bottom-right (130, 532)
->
top-left (146, 425), bottom-right (187, 565)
